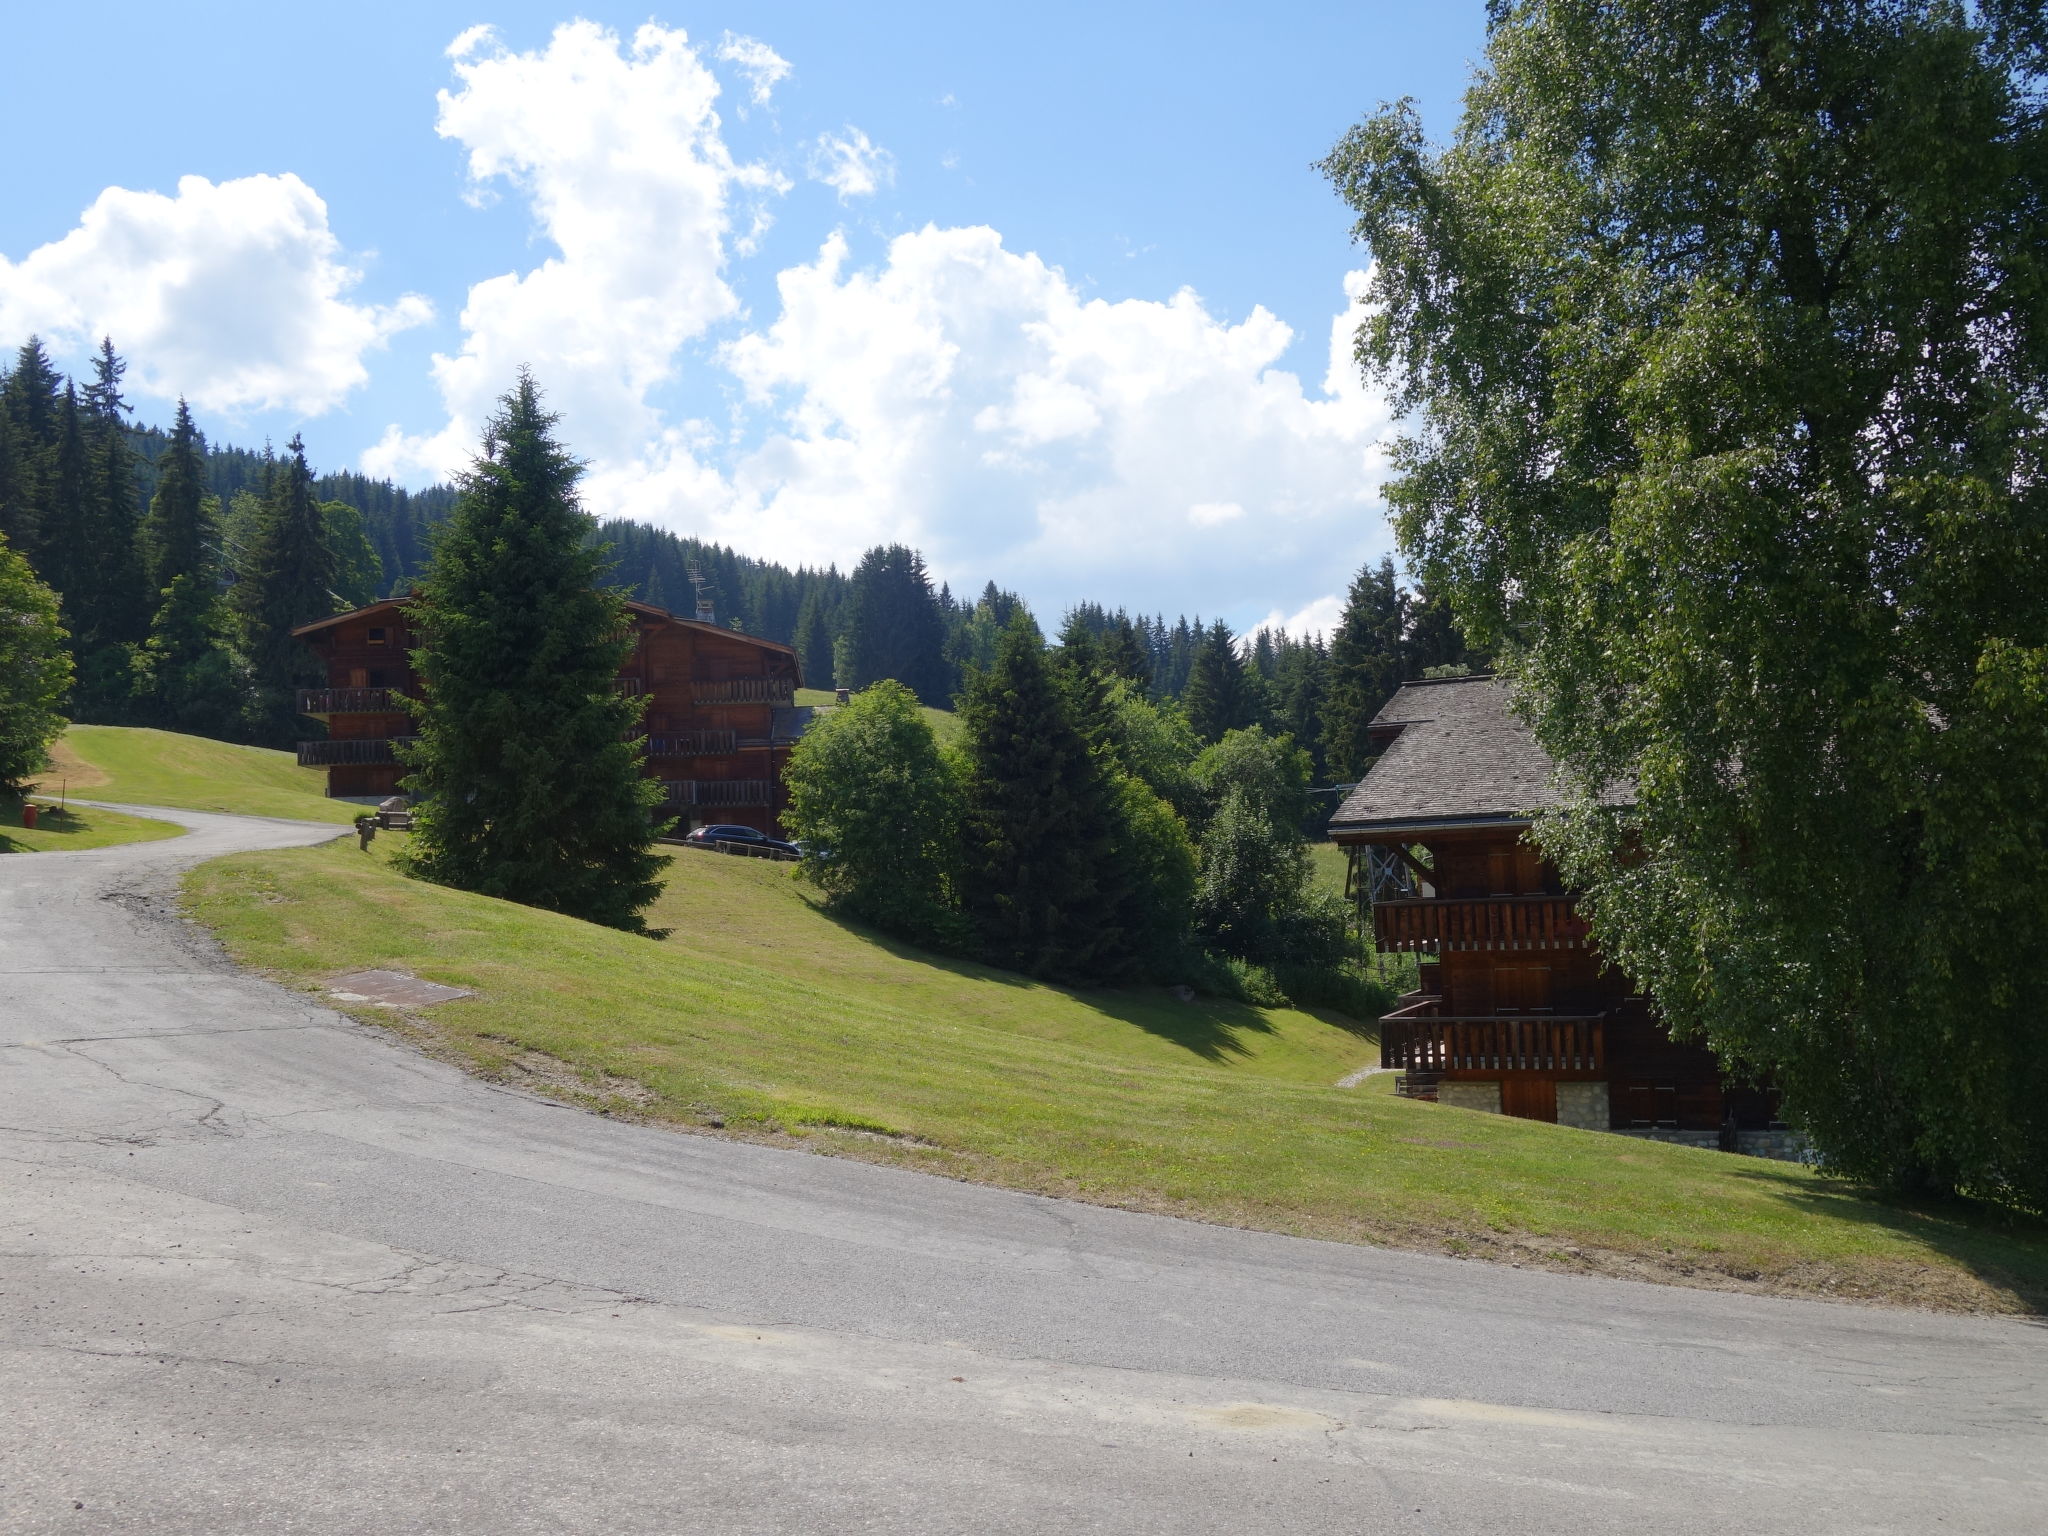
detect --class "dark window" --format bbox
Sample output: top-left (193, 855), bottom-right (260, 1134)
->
top-left (367, 669), bottom-right (389, 687)
top-left (367, 626), bottom-right (389, 645)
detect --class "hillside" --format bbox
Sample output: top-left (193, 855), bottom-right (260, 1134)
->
top-left (37, 726), bottom-right (356, 824)
top-left (189, 830), bottom-right (2048, 1314)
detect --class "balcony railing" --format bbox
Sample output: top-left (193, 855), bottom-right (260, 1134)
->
top-left (646, 731), bottom-right (739, 758)
top-left (297, 687), bottom-right (403, 716)
top-left (1372, 895), bottom-right (1588, 952)
top-left (1379, 998), bottom-right (1608, 1074)
top-left (657, 778), bottom-right (775, 807)
top-left (691, 678), bottom-right (794, 706)
top-left (613, 677), bottom-right (646, 697)
top-left (297, 737), bottom-right (416, 767)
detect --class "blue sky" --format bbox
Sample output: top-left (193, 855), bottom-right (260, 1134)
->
top-left (1, 2), bottom-right (1489, 631)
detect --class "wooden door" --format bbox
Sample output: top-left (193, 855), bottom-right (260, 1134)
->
top-left (1493, 964), bottom-right (1553, 1013)
top-left (1501, 1078), bottom-right (1557, 1122)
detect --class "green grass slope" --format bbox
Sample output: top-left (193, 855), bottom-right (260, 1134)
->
top-left (797, 687), bottom-right (963, 748)
top-left (186, 835), bottom-right (2048, 1314)
top-left (0, 791), bottom-right (182, 854)
top-left (40, 726), bottom-right (356, 824)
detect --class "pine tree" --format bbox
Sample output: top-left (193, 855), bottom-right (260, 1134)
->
top-left (42, 385), bottom-right (92, 632)
top-left (1273, 637), bottom-right (1330, 778)
top-left (1322, 557), bottom-right (1408, 777)
top-left (959, 614), bottom-right (1138, 982)
top-left (141, 400), bottom-right (211, 593)
top-left (1181, 620), bottom-right (1258, 743)
top-left (82, 339), bottom-right (148, 650)
top-left (795, 591), bottom-right (834, 689)
top-left (0, 337), bottom-right (63, 556)
top-left (1099, 616), bottom-right (1151, 689)
top-left (842, 544), bottom-right (950, 704)
top-left (233, 435), bottom-right (339, 745)
top-left (140, 572), bottom-right (240, 738)
top-left (402, 373), bottom-right (668, 935)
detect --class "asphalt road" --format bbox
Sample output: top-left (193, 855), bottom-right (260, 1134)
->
top-left (3, 805), bottom-right (2043, 1534)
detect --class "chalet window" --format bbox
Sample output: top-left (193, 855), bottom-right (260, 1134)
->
top-left (367, 626), bottom-right (390, 646)
top-left (1492, 964), bottom-right (1553, 1013)
top-left (368, 669), bottom-right (389, 687)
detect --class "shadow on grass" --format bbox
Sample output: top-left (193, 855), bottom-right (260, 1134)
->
top-left (798, 898), bottom-right (1319, 1065)
top-left (0, 796), bottom-right (88, 853)
top-left (1721, 1162), bottom-right (2048, 1315)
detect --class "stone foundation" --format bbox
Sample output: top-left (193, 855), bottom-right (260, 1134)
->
top-left (1437, 1081), bottom-right (1502, 1114)
top-left (1614, 1128), bottom-right (1721, 1150)
top-left (1736, 1129), bottom-right (1811, 1163)
top-left (1556, 1082), bottom-right (1609, 1131)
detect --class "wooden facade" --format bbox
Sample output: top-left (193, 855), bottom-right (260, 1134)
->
top-left (1329, 677), bottom-right (1777, 1136)
top-left (292, 598), bottom-right (804, 835)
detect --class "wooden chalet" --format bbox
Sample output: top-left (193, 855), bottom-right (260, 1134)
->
top-left (1329, 675), bottom-right (1786, 1149)
top-left (290, 596), bottom-right (807, 835)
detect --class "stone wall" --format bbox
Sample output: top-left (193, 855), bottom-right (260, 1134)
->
top-left (1736, 1130), bottom-right (1811, 1163)
top-left (1437, 1081), bottom-right (1501, 1114)
top-left (1556, 1082), bottom-right (1609, 1131)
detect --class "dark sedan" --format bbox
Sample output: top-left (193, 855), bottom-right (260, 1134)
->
top-left (683, 823), bottom-right (800, 856)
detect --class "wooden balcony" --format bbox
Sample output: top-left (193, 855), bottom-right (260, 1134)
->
top-left (297, 737), bottom-right (416, 767)
top-left (1379, 998), bottom-right (1607, 1074)
top-left (646, 731), bottom-right (738, 758)
top-left (657, 778), bottom-right (775, 807)
top-left (691, 678), bottom-right (794, 706)
top-left (297, 687), bottom-right (403, 717)
top-left (613, 677), bottom-right (646, 697)
top-left (1372, 895), bottom-right (1588, 952)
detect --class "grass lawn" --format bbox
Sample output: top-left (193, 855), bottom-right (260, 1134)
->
top-left (0, 792), bottom-right (183, 854)
top-left (186, 833), bottom-right (2048, 1314)
top-left (797, 686), bottom-right (964, 748)
top-left (36, 725), bottom-right (357, 824)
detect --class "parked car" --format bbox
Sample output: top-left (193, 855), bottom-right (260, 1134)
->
top-left (684, 823), bottom-right (800, 856)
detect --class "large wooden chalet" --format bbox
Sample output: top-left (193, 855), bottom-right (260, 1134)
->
top-left (290, 597), bottom-right (807, 835)
top-left (1330, 675), bottom-right (1787, 1150)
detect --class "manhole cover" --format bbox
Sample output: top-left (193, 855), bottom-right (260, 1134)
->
top-left (326, 969), bottom-right (473, 1008)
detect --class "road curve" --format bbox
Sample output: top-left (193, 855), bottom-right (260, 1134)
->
top-left (2, 805), bottom-right (2042, 1534)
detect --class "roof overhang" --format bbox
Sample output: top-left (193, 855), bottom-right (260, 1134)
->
top-left (1327, 812), bottom-right (1536, 842)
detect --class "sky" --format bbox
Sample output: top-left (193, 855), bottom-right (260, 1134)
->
top-left (0, 2), bottom-right (1491, 635)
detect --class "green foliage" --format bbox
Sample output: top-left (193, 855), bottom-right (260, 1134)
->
top-left (1191, 785), bottom-right (1349, 971)
top-left (322, 501), bottom-right (383, 609)
top-left (401, 373), bottom-right (669, 935)
top-left (232, 436), bottom-right (339, 746)
top-left (783, 680), bottom-right (966, 946)
top-left (1325, 1), bottom-right (2048, 1205)
top-left (1322, 557), bottom-right (1407, 778)
top-left (1191, 726), bottom-right (1315, 840)
top-left (1181, 618), bottom-right (1262, 743)
top-left (139, 400), bottom-right (210, 594)
top-left (0, 533), bottom-right (72, 792)
top-left (140, 572), bottom-right (240, 738)
top-left (842, 544), bottom-right (950, 705)
top-left (1095, 678), bottom-right (1201, 817)
top-left (793, 590), bottom-right (834, 689)
top-left (959, 614), bottom-right (1142, 982)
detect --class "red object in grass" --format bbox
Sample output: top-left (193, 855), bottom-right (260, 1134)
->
top-left (21, 803), bottom-right (38, 829)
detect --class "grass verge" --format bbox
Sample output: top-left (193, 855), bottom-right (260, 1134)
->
top-left (185, 833), bottom-right (2048, 1315)
top-left (36, 725), bottom-right (356, 824)
top-left (0, 792), bottom-right (182, 854)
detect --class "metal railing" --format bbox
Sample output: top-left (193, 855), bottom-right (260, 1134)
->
top-left (1378, 997), bottom-right (1608, 1073)
top-left (296, 737), bottom-right (416, 767)
top-left (297, 687), bottom-right (403, 716)
top-left (1372, 895), bottom-right (1588, 952)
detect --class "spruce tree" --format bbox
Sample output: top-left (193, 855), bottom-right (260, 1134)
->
top-left (233, 435), bottom-right (339, 745)
top-left (82, 339), bottom-right (148, 651)
top-left (794, 590), bottom-right (834, 689)
top-left (959, 614), bottom-right (1138, 982)
top-left (141, 571), bottom-right (240, 738)
top-left (1322, 557), bottom-right (1408, 777)
top-left (42, 385), bottom-right (92, 632)
top-left (402, 373), bottom-right (667, 935)
top-left (841, 544), bottom-right (950, 704)
top-left (1181, 620), bottom-right (1258, 743)
top-left (0, 337), bottom-right (63, 556)
top-left (141, 400), bottom-right (210, 593)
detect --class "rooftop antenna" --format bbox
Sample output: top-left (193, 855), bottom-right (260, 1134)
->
top-left (686, 562), bottom-right (716, 625)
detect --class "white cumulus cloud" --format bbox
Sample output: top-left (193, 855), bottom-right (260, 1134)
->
top-left (1256, 593), bottom-right (1347, 641)
top-left (716, 32), bottom-right (791, 107)
top-left (364, 20), bottom-right (784, 483)
top-left (809, 128), bottom-right (895, 201)
top-left (679, 227), bottom-right (1392, 616)
top-left (0, 173), bottom-right (428, 416)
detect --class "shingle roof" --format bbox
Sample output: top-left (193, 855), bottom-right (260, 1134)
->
top-left (1328, 675), bottom-right (1625, 835)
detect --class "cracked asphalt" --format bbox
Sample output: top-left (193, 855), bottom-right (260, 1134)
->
top-left (3, 805), bottom-right (2044, 1533)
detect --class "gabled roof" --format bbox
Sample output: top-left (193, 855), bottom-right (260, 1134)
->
top-left (1328, 674), bottom-right (1628, 837)
top-left (294, 597), bottom-right (800, 674)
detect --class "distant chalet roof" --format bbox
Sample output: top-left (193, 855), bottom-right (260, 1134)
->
top-left (292, 597), bottom-right (799, 664)
top-left (1328, 674), bottom-right (1630, 838)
